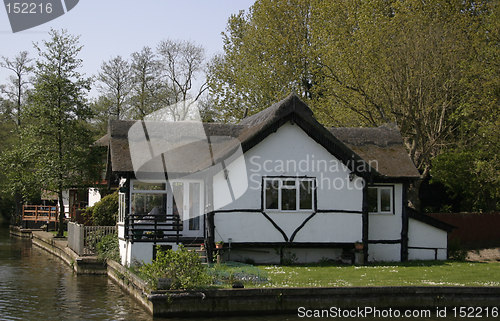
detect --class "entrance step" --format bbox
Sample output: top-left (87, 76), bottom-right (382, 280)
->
top-left (185, 244), bottom-right (209, 264)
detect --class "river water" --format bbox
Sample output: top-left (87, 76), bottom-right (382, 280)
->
top-left (0, 226), bottom-right (303, 321)
top-left (0, 226), bottom-right (492, 321)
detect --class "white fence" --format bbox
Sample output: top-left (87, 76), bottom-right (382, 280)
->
top-left (68, 222), bottom-right (117, 256)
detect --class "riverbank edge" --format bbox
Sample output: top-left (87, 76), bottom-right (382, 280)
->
top-left (11, 226), bottom-right (500, 317)
top-left (11, 226), bottom-right (108, 275)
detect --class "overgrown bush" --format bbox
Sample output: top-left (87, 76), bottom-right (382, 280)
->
top-left (448, 239), bottom-right (468, 261)
top-left (138, 245), bottom-right (211, 290)
top-left (92, 192), bottom-right (118, 226)
top-left (85, 230), bottom-right (105, 253)
top-left (81, 206), bottom-right (94, 225)
top-left (96, 233), bottom-right (120, 262)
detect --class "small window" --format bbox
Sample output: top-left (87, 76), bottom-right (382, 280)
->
top-left (299, 180), bottom-right (313, 210)
top-left (264, 177), bottom-right (314, 211)
top-left (132, 182), bottom-right (166, 191)
top-left (265, 180), bottom-right (279, 209)
top-left (367, 186), bottom-right (393, 214)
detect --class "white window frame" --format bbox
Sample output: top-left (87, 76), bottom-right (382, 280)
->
top-left (129, 180), bottom-right (169, 217)
top-left (118, 192), bottom-right (126, 223)
top-left (264, 177), bottom-right (315, 212)
top-left (368, 186), bottom-right (394, 214)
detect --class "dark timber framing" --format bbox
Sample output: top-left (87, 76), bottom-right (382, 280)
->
top-left (401, 182), bottom-right (409, 261)
top-left (362, 182), bottom-right (369, 263)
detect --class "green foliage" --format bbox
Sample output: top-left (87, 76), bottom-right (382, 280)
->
top-left (82, 205), bottom-right (94, 225)
top-left (92, 192), bottom-right (118, 226)
top-left (85, 230), bottom-right (105, 253)
top-left (447, 239), bottom-right (468, 262)
top-left (20, 29), bottom-right (98, 236)
top-left (431, 150), bottom-right (499, 211)
top-left (138, 245), bottom-right (211, 290)
top-left (96, 233), bottom-right (120, 262)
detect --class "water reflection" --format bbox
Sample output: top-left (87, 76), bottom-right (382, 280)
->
top-left (0, 227), bottom-right (151, 321)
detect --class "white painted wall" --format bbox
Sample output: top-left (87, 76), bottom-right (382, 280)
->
top-left (368, 243), bottom-right (401, 262)
top-left (215, 212), bottom-right (362, 243)
top-left (227, 247), bottom-right (343, 264)
top-left (368, 183), bottom-right (403, 241)
top-left (408, 218), bottom-right (448, 260)
top-left (62, 189), bottom-right (70, 217)
top-left (213, 122), bottom-right (364, 246)
top-left (88, 188), bottom-right (102, 207)
top-left (117, 223), bottom-right (125, 239)
top-left (118, 238), bottom-right (127, 266)
top-left (120, 239), bottom-right (179, 266)
top-left (367, 183), bottom-right (404, 262)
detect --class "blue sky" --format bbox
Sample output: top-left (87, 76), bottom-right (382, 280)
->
top-left (0, 0), bottom-right (255, 96)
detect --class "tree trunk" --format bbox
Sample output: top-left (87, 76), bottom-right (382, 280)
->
top-left (14, 192), bottom-right (23, 226)
top-left (57, 189), bottom-right (65, 237)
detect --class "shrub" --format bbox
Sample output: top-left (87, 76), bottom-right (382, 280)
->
top-left (96, 233), bottom-right (120, 262)
top-left (448, 239), bottom-right (468, 261)
top-left (85, 229), bottom-right (105, 253)
top-left (138, 245), bottom-right (211, 290)
top-left (92, 192), bottom-right (118, 226)
top-left (82, 206), bottom-right (94, 225)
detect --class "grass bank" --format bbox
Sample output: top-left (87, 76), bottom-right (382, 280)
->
top-left (255, 261), bottom-right (500, 288)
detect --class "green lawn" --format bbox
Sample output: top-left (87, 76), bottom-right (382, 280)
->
top-left (253, 261), bottom-right (500, 288)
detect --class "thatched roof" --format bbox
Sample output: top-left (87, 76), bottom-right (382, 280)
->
top-left (329, 127), bottom-right (420, 178)
top-left (102, 94), bottom-right (420, 179)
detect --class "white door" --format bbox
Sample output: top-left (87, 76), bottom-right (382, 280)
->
top-left (171, 181), bottom-right (204, 238)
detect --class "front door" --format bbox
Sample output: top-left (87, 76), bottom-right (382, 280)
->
top-left (171, 181), bottom-right (204, 238)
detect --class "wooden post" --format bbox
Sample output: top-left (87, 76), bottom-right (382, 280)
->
top-left (362, 181), bottom-right (369, 264)
top-left (206, 211), bottom-right (215, 263)
top-left (401, 182), bottom-right (409, 262)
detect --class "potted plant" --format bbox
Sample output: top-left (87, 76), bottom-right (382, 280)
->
top-left (215, 241), bottom-right (223, 249)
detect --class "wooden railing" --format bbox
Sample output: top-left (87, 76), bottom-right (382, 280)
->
top-left (22, 205), bottom-right (59, 222)
top-left (126, 214), bottom-right (182, 243)
top-left (22, 205), bottom-right (83, 223)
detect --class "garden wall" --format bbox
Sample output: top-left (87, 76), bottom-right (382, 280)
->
top-left (428, 212), bottom-right (500, 249)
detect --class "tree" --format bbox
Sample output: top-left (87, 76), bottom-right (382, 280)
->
top-left (129, 46), bottom-right (161, 119)
top-left (430, 0), bottom-right (500, 212)
top-left (23, 29), bottom-right (96, 236)
top-left (207, 1), bottom-right (317, 121)
top-left (96, 55), bottom-right (131, 120)
top-left (0, 51), bottom-right (34, 224)
top-left (0, 51), bottom-right (33, 126)
top-left (157, 39), bottom-right (207, 106)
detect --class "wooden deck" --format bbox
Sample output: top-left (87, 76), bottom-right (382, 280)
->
top-left (22, 205), bottom-right (59, 223)
top-left (22, 204), bottom-right (82, 224)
